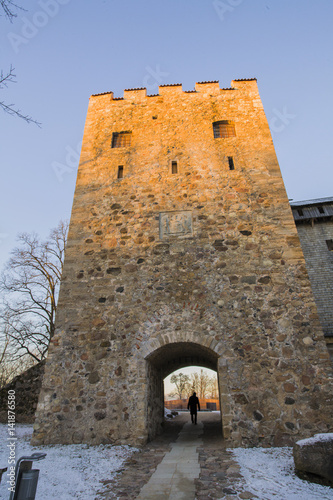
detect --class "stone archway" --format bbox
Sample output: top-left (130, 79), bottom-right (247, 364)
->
top-left (143, 341), bottom-right (228, 442)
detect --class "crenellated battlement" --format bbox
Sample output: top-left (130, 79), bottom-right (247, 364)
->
top-left (91, 78), bottom-right (258, 101)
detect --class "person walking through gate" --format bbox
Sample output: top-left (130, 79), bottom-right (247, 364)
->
top-left (187, 392), bottom-right (200, 424)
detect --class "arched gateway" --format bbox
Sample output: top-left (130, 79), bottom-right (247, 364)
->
top-left (32, 79), bottom-right (333, 448)
top-left (144, 337), bottom-right (221, 442)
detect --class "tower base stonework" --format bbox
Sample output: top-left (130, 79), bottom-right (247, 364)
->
top-left (32, 79), bottom-right (333, 448)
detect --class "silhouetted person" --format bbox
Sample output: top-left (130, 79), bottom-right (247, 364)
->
top-left (188, 392), bottom-right (200, 424)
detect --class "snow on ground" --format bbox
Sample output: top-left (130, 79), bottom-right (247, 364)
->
top-left (1, 424), bottom-right (333, 499)
top-left (231, 446), bottom-right (333, 500)
top-left (0, 424), bottom-right (135, 499)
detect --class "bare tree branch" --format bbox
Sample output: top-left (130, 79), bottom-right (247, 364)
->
top-left (0, 322), bottom-right (35, 388)
top-left (0, 66), bottom-right (41, 126)
top-left (0, 66), bottom-right (16, 86)
top-left (0, 0), bottom-right (24, 22)
top-left (0, 98), bottom-right (42, 126)
top-left (0, 0), bottom-right (40, 126)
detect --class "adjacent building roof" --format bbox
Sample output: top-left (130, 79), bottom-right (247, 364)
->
top-left (290, 196), bottom-right (333, 207)
top-left (290, 197), bottom-right (333, 223)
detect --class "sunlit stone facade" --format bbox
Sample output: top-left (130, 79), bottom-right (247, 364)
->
top-left (32, 79), bottom-right (333, 447)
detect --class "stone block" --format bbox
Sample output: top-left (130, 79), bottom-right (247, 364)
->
top-left (293, 433), bottom-right (333, 483)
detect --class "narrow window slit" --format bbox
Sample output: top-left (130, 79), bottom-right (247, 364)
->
top-left (172, 161), bottom-right (178, 174)
top-left (228, 157), bottom-right (235, 170)
top-left (117, 166), bottom-right (124, 179)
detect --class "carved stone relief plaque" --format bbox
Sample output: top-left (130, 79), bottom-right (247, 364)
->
top-left (159, 211), bottom-right (193, 239)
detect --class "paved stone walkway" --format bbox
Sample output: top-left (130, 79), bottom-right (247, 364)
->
top-left (97, 413), bottom-right (256, 499)
top-left (137, 421), bottom-right (203, 499)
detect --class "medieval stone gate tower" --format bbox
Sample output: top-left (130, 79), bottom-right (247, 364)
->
top-left (32, 78), bottom-right (333, 448)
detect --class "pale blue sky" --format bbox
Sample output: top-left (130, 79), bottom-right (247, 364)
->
top-left (0, 0), bottom-right (332, 269)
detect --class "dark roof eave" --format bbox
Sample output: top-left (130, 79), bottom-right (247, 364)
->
top-left (290, 196), bottom-right (333, 207)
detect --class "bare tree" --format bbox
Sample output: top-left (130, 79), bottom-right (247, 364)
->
top-left (0, 221), bottom-right (68, 363)
top-left (208, 377), bottom-right (219, 399)
top-left (0, 1), bottom-right (40, 125)
top-left (168, 369), bottom-right (219, 400)
top-left (169, 372), bottom-right (190, 400)
top-left (190, 369), bottom-right (212, 399)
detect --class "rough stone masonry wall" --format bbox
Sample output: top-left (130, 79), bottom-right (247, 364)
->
top-left (296, 220), bottom-right (333, 361)
top-left (0, 361), bottom-right (45, 423)
top-left (32, 79), bottom-right (333, 448)
top-left (295, 221), bottom-right (333, 336)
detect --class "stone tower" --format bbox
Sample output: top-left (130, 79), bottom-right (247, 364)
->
top-left (32, 79), bottom-right (333, 448)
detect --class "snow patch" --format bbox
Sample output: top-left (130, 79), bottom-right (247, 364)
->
top-left (296, 433), bottom-right (333, 447)
top-left (230, 446), bottom-right (333, 500)
top-left (0, 424), bottom-right (136, 499)
top-left (164, 407), bottom-right (177, 419)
